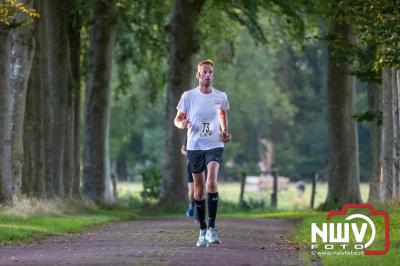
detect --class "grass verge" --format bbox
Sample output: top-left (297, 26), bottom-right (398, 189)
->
top-left (0, 199), bottom-right (136, 244)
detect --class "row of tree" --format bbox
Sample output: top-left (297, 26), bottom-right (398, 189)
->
top-left (322, 1), bottom-right (400, 207)
top-left (0, 0), bottom-right (116, 202)
top-left (1, 0), bottom-right (304, 205)
top-left (0, 0), bottom-right (399, 210)
top-left (162, 0), bottom-right (400, 208)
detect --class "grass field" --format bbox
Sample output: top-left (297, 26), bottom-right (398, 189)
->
top-left (117, 181), bottom-right (370, 210)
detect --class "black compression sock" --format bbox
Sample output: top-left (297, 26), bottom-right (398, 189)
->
top-left (207, 192), bottom-right (219, 228)
top-left (195, 199), bottom-right (207, 230)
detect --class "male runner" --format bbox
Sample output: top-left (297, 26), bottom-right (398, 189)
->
top-left (174, 59), bottom-right (231, 247)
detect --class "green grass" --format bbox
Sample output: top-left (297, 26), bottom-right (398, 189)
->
top-left (118, 181), bottom-right (143, 199)
top-left (217, 181), bottom-right (370, 209)
top-left (116, 181), bottom-right (370, 221)
top-left (118, 181), bottom-right (369, 211)
top-left (0, 206), bottom-right (136, 244)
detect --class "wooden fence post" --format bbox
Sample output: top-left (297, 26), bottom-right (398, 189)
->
top-left (111, 174), bottom-right (117, 199)
top-left (271, 169), bottom-right (278, 209)
top-left (239, 172), bottom-right (246, 205)
top-left (310, 172), bottom-right (318, 209)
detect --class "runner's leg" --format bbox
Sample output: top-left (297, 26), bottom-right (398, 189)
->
top-left (206, 161), bottom-right (219, 228)
top-left (187, 150), bottom-right (208, 246)
top-left (186, 162), bottom-right (196, 218)
top-left (193, 172), bottom-right (206, 230)
top-left (188, 182), bottom-right (194, 202)
top-left (204, 148), bottom-right (223, 244)
top-left (186, 182), bottom-right (195, 217)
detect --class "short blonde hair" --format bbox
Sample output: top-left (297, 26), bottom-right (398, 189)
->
top-left (197, 59), bottom-right (214, 73)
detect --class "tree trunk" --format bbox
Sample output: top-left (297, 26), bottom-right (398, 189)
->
top-left (63, 71), bottom-right (75, 198)
top-left (22, 0), bottom-right (72, 199)
top-left (35, 0), bottom-right (71, 198)
top-left (397, 70), bottom-right (400, 199)
top-left (324, 21), bottom-right (362, 210)
top-left (83, 0), bottom-right (117, 202)
top-left (0, 25), bottom-right (13, 203)
top-left (39, 0), bottom-right (54, 197)
top-left (62, 0), bottom-right (81, 198)
top-left (381, 67), bottom-right (394, 201)
top-left (68, 0), bottom-right (82, 198)
top-left (22, 6), bottom-right (46, 198)
top-left (9, 0), bottom-right (36, 197)
top-left (49, 0), bottom-right (70, 198)
top-left (392, 69), bottom-right (400, 199)
top-left (367, 81), bottom-right (382, 203)
top-left (22, 0), bottom-right (46, 198)
top-left (160, 0), bottom-right (206, 206)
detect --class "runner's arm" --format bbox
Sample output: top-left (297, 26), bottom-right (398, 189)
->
top-left (219, 109), bottom-right (229, 132)
top-left (174, 110), bottom-right (190, 129)
top-left (180, 145), bottom-right (187, 155)
top-left (219, 109), bottom-right (231, 142)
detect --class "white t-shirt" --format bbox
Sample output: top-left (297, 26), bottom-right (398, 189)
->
top-left (177, 87), bottom-right (229, 150)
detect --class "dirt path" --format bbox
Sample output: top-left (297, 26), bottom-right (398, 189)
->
top-left (0, 217), bottom-right (302, 266)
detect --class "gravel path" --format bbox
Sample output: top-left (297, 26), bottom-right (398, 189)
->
top-left (0, 217), bottom-right (302, 266)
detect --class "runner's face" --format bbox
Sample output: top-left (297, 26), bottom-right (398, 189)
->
top-left (197, 64), bottom-right (214, 86)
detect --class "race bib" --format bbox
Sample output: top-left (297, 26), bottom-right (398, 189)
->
top-left (199, 119), bottom-right (213, 138)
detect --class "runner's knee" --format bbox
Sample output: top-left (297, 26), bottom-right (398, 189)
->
top-left (206, 181), bottom-right (218, 193)
top-left (194, 183), bottom-right (205, 200)
top-left (195, 190), bottom-right (204, 200)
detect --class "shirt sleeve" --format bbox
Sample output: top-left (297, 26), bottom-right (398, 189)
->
top-left (221, 92), bottom-right (230, 110)
top-left (176, 92), bottom-right (188, 113)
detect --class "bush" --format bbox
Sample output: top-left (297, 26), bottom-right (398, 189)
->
top-left (239, 197), bottom-right (266, 210)
top-left (140, 166), bottom-right (161, 200)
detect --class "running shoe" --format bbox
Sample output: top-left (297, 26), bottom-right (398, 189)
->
top-left (205, 227), bottom-right (221, 244)
top-left (196, 229), bottom-right (209, 247)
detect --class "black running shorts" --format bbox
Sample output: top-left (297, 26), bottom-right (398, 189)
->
top-left (186, 161), bottom-right (208, 183)
top-left (187, 147), bottom-right (224, 174)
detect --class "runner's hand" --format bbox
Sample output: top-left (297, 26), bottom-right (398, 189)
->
top-left (181, 119), bottom-right (191, 129)
top-left (221, 130), bottom-right (231, 142)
